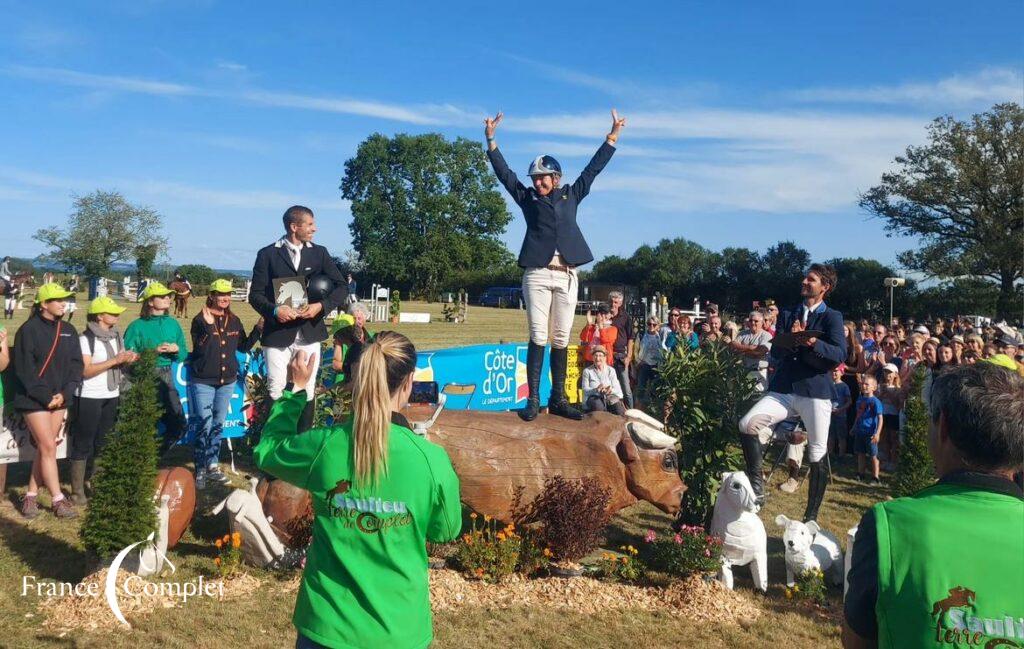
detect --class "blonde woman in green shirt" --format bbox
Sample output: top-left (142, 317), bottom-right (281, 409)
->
top-left (256, 331), bottom-right (462, 649)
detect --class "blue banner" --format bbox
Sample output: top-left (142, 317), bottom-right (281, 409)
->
top-left (171, 352), bottom-right (251, 443)
top-left (412, 342), bottom-right (555, 411)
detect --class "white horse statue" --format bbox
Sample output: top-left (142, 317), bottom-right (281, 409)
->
top-left (710, 471), bottom-right (768, 592)
top-left (212, 477), bottom-right (289, 568)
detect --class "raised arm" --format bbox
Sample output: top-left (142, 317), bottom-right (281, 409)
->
top-left (483, 112), bottom-right (528, 205)
top-left (570, 108), bottom-right (624, 203)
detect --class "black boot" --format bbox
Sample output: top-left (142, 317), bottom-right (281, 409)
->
top-left (547, 347), bottom-right (582, 420)
top-left (518, 342), bottom-right (544, 422)
top-left (298, 400), bottom-right (315, 433)
top-left (803, 461), bottom-right (829, 523)
top-left (739, 433), bottom-right (766, 509)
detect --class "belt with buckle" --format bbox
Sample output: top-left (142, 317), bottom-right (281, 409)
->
top-left (546, 264), bottom-right (573, 272)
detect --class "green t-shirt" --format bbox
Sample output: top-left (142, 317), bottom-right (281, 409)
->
top-left (123, 315), bottom-right (188, 367)
top-left (254, 391), bottom-right (462, 649)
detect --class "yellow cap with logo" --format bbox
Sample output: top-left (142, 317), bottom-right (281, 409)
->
top-left (209, 279), bottom-right (234, 294)
top-left (138, 281), bottom-right (175, 302)
top-left (982, 354), bottom-right (1019, 372)
top-left (88, 296), bottom-right (127, 316)
top-left (35, 282), bottom-right (74, 303)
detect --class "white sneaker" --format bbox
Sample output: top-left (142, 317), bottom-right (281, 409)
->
top-left (779, 478), bottom-right (800, 493)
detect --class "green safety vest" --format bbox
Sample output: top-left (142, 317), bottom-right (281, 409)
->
top-left (874, 481), bottom-right (1024, 648)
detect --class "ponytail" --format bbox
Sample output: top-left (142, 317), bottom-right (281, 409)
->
top-left (351, 331), bottom-right (416, 488)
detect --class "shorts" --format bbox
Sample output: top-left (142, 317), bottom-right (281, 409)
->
top-left (853, 435), bottom-right (878, 457)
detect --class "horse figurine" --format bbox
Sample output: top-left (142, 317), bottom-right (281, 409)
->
top-left (169, 279), bottom-right (191, 318)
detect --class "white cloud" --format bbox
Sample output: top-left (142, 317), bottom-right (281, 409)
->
top-left (216, 61), bottom-right (248, 72)
top-left (6, 64), bottom-right (197, 96)
top-left (789, 67), bottom-right (1023, 106)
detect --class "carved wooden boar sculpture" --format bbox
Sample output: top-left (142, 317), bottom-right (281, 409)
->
top-left (404, 407), bottom-right (685, 520)
top-left (154, 467), bottom-right (196, 549)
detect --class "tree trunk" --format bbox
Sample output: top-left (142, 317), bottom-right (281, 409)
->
top-left (996, 273), bottom-right (1021, 322)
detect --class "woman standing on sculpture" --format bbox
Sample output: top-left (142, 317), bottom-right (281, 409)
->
top-left (255, 331), bottom-right (461, 649)
top-left (13, 283), bottom-right (84, 518)
top-left (485, 108), bottom-right (625, 421)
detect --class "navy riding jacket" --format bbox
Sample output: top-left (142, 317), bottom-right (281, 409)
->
top-left (487, 142), bottom-right (615, 269)
top-left (768, 301), bottom-right (847, 400)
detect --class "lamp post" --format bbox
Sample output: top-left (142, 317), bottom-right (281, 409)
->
top-left (883, 277), bottom-right (906, 325)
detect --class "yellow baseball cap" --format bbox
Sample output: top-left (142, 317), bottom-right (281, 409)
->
top-left (88, 296), bottom-right (127, 316)
top-left (35, 282), bottom-right (74, 303)
top-left (982, 354), bottom-right (1018, 372)
top-left (209, 279), bottom-right (233, 294)
top-left (138, 281), bottom-right (175, 302)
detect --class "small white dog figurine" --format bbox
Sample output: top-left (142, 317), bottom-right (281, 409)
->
top-left (710, 471), bottom-right (768, 592)
top-left (775, 514), bottom-right (844, 587)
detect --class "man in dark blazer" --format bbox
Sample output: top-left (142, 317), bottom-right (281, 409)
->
top-left (738, 263), bottom-right (847, 522)
top-left (484, 108), bottom-right (625, 422)
top-left (249, 205), bottom-right (347, 431)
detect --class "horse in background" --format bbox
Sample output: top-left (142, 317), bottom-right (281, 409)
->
top-left (0, 271), bottom-right (35, 296)
top-left (169, 279), bottom-right (191, 318)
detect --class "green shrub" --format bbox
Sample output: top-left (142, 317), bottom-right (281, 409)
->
top-left (80, 351), bottom-right (161, 560)
top-left (649, 342), bottom-right (758, 525)
top-left (644, 525), bottom-right (723, 577)
top-left (389, 290), bottom-right (401, 319)
top-left (891, 366), bottom-right (936, 497)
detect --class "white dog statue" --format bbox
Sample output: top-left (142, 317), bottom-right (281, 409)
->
top-left (212, 477), bottom-right (289, 568)
top-left (710, 471), bottom-right (768, 592)
top-left (123, 494), bottom-right (172, 577)
top-left (775, 514), bottom-right (844, 587)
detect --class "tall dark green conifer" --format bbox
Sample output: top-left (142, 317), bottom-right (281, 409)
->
top-left (891, 366), bottom-right (936, 498)
top-left (81, 351), bottom-right (161, 559)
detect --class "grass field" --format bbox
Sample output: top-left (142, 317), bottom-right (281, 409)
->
top-left (0, 294), bottom-right (878, 648)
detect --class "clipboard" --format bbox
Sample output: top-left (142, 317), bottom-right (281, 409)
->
top-left (772, 330), bottom-right (824, 351)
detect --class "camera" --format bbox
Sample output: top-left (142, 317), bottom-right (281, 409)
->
top-left (883, 277), bottom-right (906, 288)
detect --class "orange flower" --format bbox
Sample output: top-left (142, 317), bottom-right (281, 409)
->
top-left (543, 548), bottom-right (553, 558)
top-left (496, 532), bottom-right (506, 542)
top-left (470, 513), bottom-right (477, 519)
top-left (215, 539), bottom-right (223, 549)
top-left (621, 557), bottom-right (629, 564)
top-left (232, 531), bottom-right (241, 542)
top-left (484, 514), bottom-right (492, 522)
top-left (474, 568), bottom-right (484, 577)
top-left (222, 534), bottom-right (230, 543)
top-left (214, 557), bottom-right (221, 566)
top-left (232, 537), bottom-right (241, 549)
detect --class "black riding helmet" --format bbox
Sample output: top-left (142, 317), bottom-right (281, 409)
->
top-left (528, 155), bottom-right (562, 177)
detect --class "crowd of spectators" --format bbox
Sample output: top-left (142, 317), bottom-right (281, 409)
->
top-left (579, 301), bottom-right (1024, 484)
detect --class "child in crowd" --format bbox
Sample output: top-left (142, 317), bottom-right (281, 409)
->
top-left (877, 363), bottom-right (904, 472)
top-left (852, 375), bottom-right (884, 484)
top-left (829, 365), bottom-right (852, 460)
top-left (579, 305), bottom-right (617, 365)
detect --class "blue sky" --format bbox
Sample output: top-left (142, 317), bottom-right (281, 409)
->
top-left (1, 1), bottom-right (1021, 273)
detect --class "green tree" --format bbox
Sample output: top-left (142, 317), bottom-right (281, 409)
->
top-left (891, 367), bottom-right (935, 498)
top-left (341, 133), bottom-right (513, 298)
top-left (760, 241), bottom-right (811, 307)
top-left (175, 263), bottom-right (216, 287)
top-left (859, 103), bottom-right (1024, 321)
top-left (81, 351), bottom-right (161, 559)
top-left (909, 277), bottom-right (1009, 318)
top-left (826, 257), bottom-right (912, 320)
top-left (134, 243), bottom-right (160, 279)
top-left (34, 190), bottom-right (167, 280)
top-left (650, 343), bottom-right (758, 525)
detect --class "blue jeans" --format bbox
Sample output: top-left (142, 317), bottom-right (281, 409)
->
top-left (189, 382), bottom-right (234, 473)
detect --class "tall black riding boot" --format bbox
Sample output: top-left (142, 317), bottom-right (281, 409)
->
top-left (803, 460), bottom-right (829, 523)
top-left (547, 346), bottom-right (582, 420)
top-left (518, 342), bottom-right (544, 422)
top-left (739, 433), bottom-right (766, 508)
top-left (298, 400), bottom-right (316, 433)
